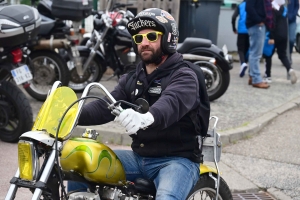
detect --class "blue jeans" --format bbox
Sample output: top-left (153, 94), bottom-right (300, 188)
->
top-left (68, 150), bottom-right (200, 200)
top-left (248, 24), bottom-right (266, 84)
top-left (289, 21), bottom-right (297, 56)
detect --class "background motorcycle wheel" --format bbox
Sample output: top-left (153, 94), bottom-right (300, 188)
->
top-left (25, 50), bottom-right (70, 101)
top-left (186, 173), bottom-right (232, 200)
top-left (0, 81), bottom-right (33, 142)
top-left (195, 61), bottom-right (230, 101)
top-left (68, 51), bottom-right (105, 92)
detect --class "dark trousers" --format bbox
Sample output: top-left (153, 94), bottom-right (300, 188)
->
top-left (237, 33), bottom-right (250, 64)
top-left (264, 38), bottom-right (291, 77)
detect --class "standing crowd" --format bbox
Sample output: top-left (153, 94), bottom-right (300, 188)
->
top-left (232, 0), bottom-right (299, 89)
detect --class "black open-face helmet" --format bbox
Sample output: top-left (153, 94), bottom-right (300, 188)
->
top-left (126, 8), bottom-right (179, 55)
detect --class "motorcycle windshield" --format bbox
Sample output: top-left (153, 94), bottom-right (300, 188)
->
top-left (32, 87), bottom-right (78, 140)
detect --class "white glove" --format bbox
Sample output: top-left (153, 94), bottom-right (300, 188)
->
top-left (115, 108), bottom-right (154, 134)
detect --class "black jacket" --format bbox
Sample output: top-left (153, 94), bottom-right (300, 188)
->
top-left (245, 0), bottom-right (266, 28)
top-left (79, 52), bottom-right (207, 162)
top-left (270, 6), bottom-right (288, 41)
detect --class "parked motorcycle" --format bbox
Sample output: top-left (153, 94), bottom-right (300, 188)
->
top-left (0, 4), bottom-right (40, 142)
top-left (30, 0), bottom-right (107, 93)
top-left (83, 1), bottom-right (233, 101)
top-left (5, 80), bottom-right (232, 199)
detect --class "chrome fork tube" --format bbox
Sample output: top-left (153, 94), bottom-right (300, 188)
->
top-left (32, 143), bottom-right (59, 200)
top-left (82, 27), bottom-right (109, 72)
top-left (5, 170), bottom-right (20, 200)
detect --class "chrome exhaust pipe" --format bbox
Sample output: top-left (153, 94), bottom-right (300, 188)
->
top-left (33, 38), bottom-right (69, 50)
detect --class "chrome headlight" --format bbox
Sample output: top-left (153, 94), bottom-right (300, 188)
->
top-left (18, 140), bottom-right (39, 181)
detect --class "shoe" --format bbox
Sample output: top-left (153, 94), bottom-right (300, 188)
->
top-left (252, 82), bottom-right (270, 89)
top-left (248, 77), bottom-right (252, 85)
top-left (239, 63), bottom-right (248, 77)
top-left (263, 75), bottom-right (272, 83)
top-left (288, 69), bottom-right (297, 84)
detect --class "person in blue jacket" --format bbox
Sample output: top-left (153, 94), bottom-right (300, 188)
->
top-left (287, 0), bottom-right (299, 63)
top-left (232, 0), bottom-right (249, 77)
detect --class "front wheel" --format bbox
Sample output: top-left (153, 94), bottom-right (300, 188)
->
top-left (68, 52), bottom-right (105, 92)
top-left (25, 50), bottom-right (70, 101)
top-left (194, 61), bottom-right (230, 101)
top-left (0, 81), bottom-right (33, 142)
top-left (186, 173), bottom-right (232, 200)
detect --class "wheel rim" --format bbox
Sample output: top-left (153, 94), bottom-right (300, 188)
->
top-left (68, 58), bottom-right (101, 91)
top-left (29, 56), bottom-right (62, 95)
top-left (194, 61), bottom-right (222, 95)
top-left (0, 93), bottom-right (20, 133)
top-left (187, 187), bottom-right (223, 200)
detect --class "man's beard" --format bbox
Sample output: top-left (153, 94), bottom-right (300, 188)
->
top-left (138, 47), bottom-right (164, 65)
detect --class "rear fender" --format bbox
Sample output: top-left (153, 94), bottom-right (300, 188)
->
top-left (200, 164), bottom-right (218, 174)
top-left (186, 46), bottom-right (232, 71)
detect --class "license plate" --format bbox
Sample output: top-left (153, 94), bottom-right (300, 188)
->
top-left (11, 65), bottom-right (33, 85)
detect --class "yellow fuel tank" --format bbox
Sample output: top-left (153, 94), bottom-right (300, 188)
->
top-left (60, 137), bottom-right (126, 185)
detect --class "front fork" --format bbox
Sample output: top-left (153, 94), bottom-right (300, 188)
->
top-left (69, 27), bottom-right (109, 77)
top-left (5, 143), bottom-right (60, 200)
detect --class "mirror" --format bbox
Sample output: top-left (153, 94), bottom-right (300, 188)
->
top-left (135, 98), bottom-right (149, 114)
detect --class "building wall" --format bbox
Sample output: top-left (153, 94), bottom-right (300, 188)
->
top-left (217, 8), bottom-right (237, 51)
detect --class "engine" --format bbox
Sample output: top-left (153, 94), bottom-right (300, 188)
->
top-left (68, 186), bottom-right (154, 200)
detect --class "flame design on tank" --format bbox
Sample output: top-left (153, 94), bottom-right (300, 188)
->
top-left (60, 138), bottom-right (126, 184)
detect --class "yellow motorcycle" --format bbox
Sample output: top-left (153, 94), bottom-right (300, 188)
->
top-left (5, 81), bottom-right (232, 200)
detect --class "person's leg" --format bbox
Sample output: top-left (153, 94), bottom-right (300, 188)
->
top-left (276, 39), bottom-right (291, 72)
top-left (114, 150), bottom-right (144, 181)
top-left (264, 55), bottom-right (272, 78)
top-left (248, 25), bottom-right (269, 89)
top-left (237, 34), bottom-right (247, 64)
top-left (237, 34), bottom-right (248, 77)
top-left (248, 24), bottom-right (266, 85)
top-left (288, 21), bottom-right (297, 61)
top-left (276, 39), bottom-right (297, 84)
top-left (143, 156), bottom-right (199, 200)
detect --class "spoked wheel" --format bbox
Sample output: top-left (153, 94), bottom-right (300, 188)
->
top-left (68, 51), bottom-right (105, 92)
top-left (0, 81), bottom-right (33, 142)
top-left (194, 61), bottom-right (230, 101)
top-left (186, 174), bottom-right (232, 200)
top-left (25, 50), bottom-right (69, 101)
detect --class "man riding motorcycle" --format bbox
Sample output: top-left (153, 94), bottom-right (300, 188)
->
top-left (68, 8), bottom-right (210, 199)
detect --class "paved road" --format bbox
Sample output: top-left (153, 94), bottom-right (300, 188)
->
top-left (222, 106), bottom-right (300, 200)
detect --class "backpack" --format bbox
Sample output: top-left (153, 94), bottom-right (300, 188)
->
top-left (125, 60), bottom-right (211, 137)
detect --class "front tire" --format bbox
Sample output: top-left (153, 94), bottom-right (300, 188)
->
top-left (25, 50), bottom-right (70, 101)
top-left (0, 81), bottom-right (33, 142)
top-left (68, 51), bottom-right (105, 92)
top-left (194, 61), bottom-right (230, 101)
top-left (186, 173), bottom-right (232, 200)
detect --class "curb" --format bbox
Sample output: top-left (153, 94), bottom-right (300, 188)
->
top-left (220, 96), bottom-right (300, 146)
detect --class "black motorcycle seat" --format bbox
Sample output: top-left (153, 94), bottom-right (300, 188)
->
top-left (39, 15), bottom-right (55, 35)
top-left (177, 37), bottom-right (212, 53)
top-left (134, 178), bottom-right (156, 196)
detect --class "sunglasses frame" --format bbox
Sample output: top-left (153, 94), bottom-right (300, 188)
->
top-left (132, 31), bottom-right (163, 44)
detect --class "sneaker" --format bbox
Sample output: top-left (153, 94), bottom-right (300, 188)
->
top-left (288, 69), bottom-right (297, 84)
top-left (239, 63), bottom-right (248, 77)
top-left (263, 76), bottom-right (272, 83)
